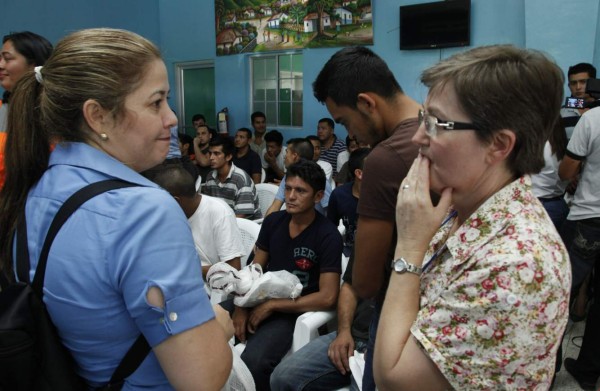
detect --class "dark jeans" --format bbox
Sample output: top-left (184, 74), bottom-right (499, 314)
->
top-left (362, 303), bottom-right (379, 391)
top-left (220, 299), bottom-right (299, 391)
top-left (270, 331), bottom-right (367, 391)
top-left (559, 218), bottom-right (600, 378)
top-left (538, 197), bottom-right (568, 232)
top-left (561, 219), bottom-right (600, 294)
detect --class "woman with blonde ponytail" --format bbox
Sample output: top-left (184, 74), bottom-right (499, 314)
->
top-left (0, 28), bottom-right (232, 390)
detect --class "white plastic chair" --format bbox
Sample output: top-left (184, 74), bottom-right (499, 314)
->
top-left (254, 183), bottom-right (279, 219)
top-left (292, 252), bottom-right (350, 349)
top-left (195, 175), bottom-right (202, 193)
top-left (337, 220), bottom-right (346, 237)
top-left (317, 160), bottom-right (333, 182)
top-left (231, 255), bottom-right (350, 343)
top-left (337, 150), bottom-right (350, 173)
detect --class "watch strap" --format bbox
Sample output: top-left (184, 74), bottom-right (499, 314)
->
top-left (392, 257), bottom-right (423, 276)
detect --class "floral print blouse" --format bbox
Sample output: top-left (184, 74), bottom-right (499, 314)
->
top-left (411, 176), bottom-right (571, 390)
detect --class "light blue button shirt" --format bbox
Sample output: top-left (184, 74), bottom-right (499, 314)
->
top-left (20, 142), bottom-right (212, 390)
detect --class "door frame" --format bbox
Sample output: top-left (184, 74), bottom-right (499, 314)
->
top-left (174, 60), bottom-right (215, 133)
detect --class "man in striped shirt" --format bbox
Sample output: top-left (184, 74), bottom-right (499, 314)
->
top-left (202, 135), bottom-right (262, 220)
top-left (317, 117), bottom-right (347, 176)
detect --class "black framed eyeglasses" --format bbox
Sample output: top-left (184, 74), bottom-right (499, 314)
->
top-left (418, 109), bottom-right (480, 137)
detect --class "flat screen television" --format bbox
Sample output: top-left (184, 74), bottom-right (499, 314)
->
top-left (400, 0), bottom-right (471, 50)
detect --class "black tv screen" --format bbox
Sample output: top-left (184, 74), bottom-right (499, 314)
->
top-left (400, 0), bottom-right (471, 50)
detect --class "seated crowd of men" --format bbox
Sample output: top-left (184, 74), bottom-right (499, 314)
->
top-left (141, 107), bottom-right (373, 390)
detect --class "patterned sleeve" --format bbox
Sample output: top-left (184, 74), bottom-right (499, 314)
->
top-left (412, 234), bottom-right (569, 389)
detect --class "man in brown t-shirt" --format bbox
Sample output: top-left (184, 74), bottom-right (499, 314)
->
top-left (313, 46), bottom-right (421, 391)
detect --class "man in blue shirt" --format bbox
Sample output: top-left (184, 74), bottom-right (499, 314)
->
top-left (328, 148), bottom-right (370, 257)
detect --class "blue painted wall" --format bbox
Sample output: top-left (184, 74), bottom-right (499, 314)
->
top-left (2, 0), bottom-right (599, 141)
top-left (158, 0), bottom-right (598, 140)
top-left (0, 0), bottom-right (160, 45)
top-left (0, 0), bottom-right (161, 97)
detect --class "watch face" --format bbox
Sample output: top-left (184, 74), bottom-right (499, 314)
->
top-left (394, 258), bottom-right (407, 273)
top-left (393, 258), bottom-right (422, 275)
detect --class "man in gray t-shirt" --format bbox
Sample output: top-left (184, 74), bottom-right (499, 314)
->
top-left (558, 107), bottom-right (600, 389)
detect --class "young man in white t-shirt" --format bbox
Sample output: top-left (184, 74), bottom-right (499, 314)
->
top-left (558, 107), bottom-right (600, 389)
top-left (144, 162), bottom-right (244, 278)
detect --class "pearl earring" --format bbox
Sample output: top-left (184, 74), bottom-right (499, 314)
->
top-left (100, 133), bottom-right (109, 141)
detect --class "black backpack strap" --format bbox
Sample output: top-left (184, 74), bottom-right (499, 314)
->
top-left (31, 179), bottom-right (138, 294)
top-left (0, 225), bottom-right (21, 289)
top-left (101, 334), bottom-right (151, 390)
top-left (0, 269), bottom-right (11, 289)
top-left (25, 179), bottom-right (151, 388)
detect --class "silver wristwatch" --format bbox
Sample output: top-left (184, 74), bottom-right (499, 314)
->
top-left (392, 257), bottom-right (422, 276)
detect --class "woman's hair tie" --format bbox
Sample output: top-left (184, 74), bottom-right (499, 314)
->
top-left (34, 66), bottom-right (43, 84)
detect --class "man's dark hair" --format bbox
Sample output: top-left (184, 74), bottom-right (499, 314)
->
top-left (345, 135), bottom-right (356, 148)
top-left (208, 127), bottom-right (218, 139)
top-left (264, 129), bottom-right (284, 146)
top-left (237, 127), bottom-right (253, 138)
top-left (143, 162), bottom-right (196, 198)
top-left (178, 133), bottom-right (194, 153)
top-left (318, 118), bottom-right (335, 129)
top-left (286, 160), bottom-right (326, 193)
top-left (313, 46), bottom-right (403, 108)
top-left (209, 134), bottom-right (235, 157)
top-left (348, 148), bottom-right (370, 179)
top-left (568, 63), bottom-right (597, 78)
top-left (192, 113), bottom-right (206, 122)
top-left (287, 138), bottom-right (314, 161)
top-left (251, 111), bottom-right (266, 123)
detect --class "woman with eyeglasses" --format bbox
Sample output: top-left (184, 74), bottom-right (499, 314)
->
top-left (374, 46), bottom-right (571, 390)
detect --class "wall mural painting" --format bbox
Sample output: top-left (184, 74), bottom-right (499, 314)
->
top-left (215, 0), bottom-right (373, 56)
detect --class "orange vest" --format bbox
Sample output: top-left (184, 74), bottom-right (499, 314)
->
top-left (0, 131), bottom-right (6, 190)
top-left (0, 99), bottom-right (4, 189)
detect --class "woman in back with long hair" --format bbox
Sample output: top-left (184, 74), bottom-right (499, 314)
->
top-left (0, 31), bottom-right (53, 188)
